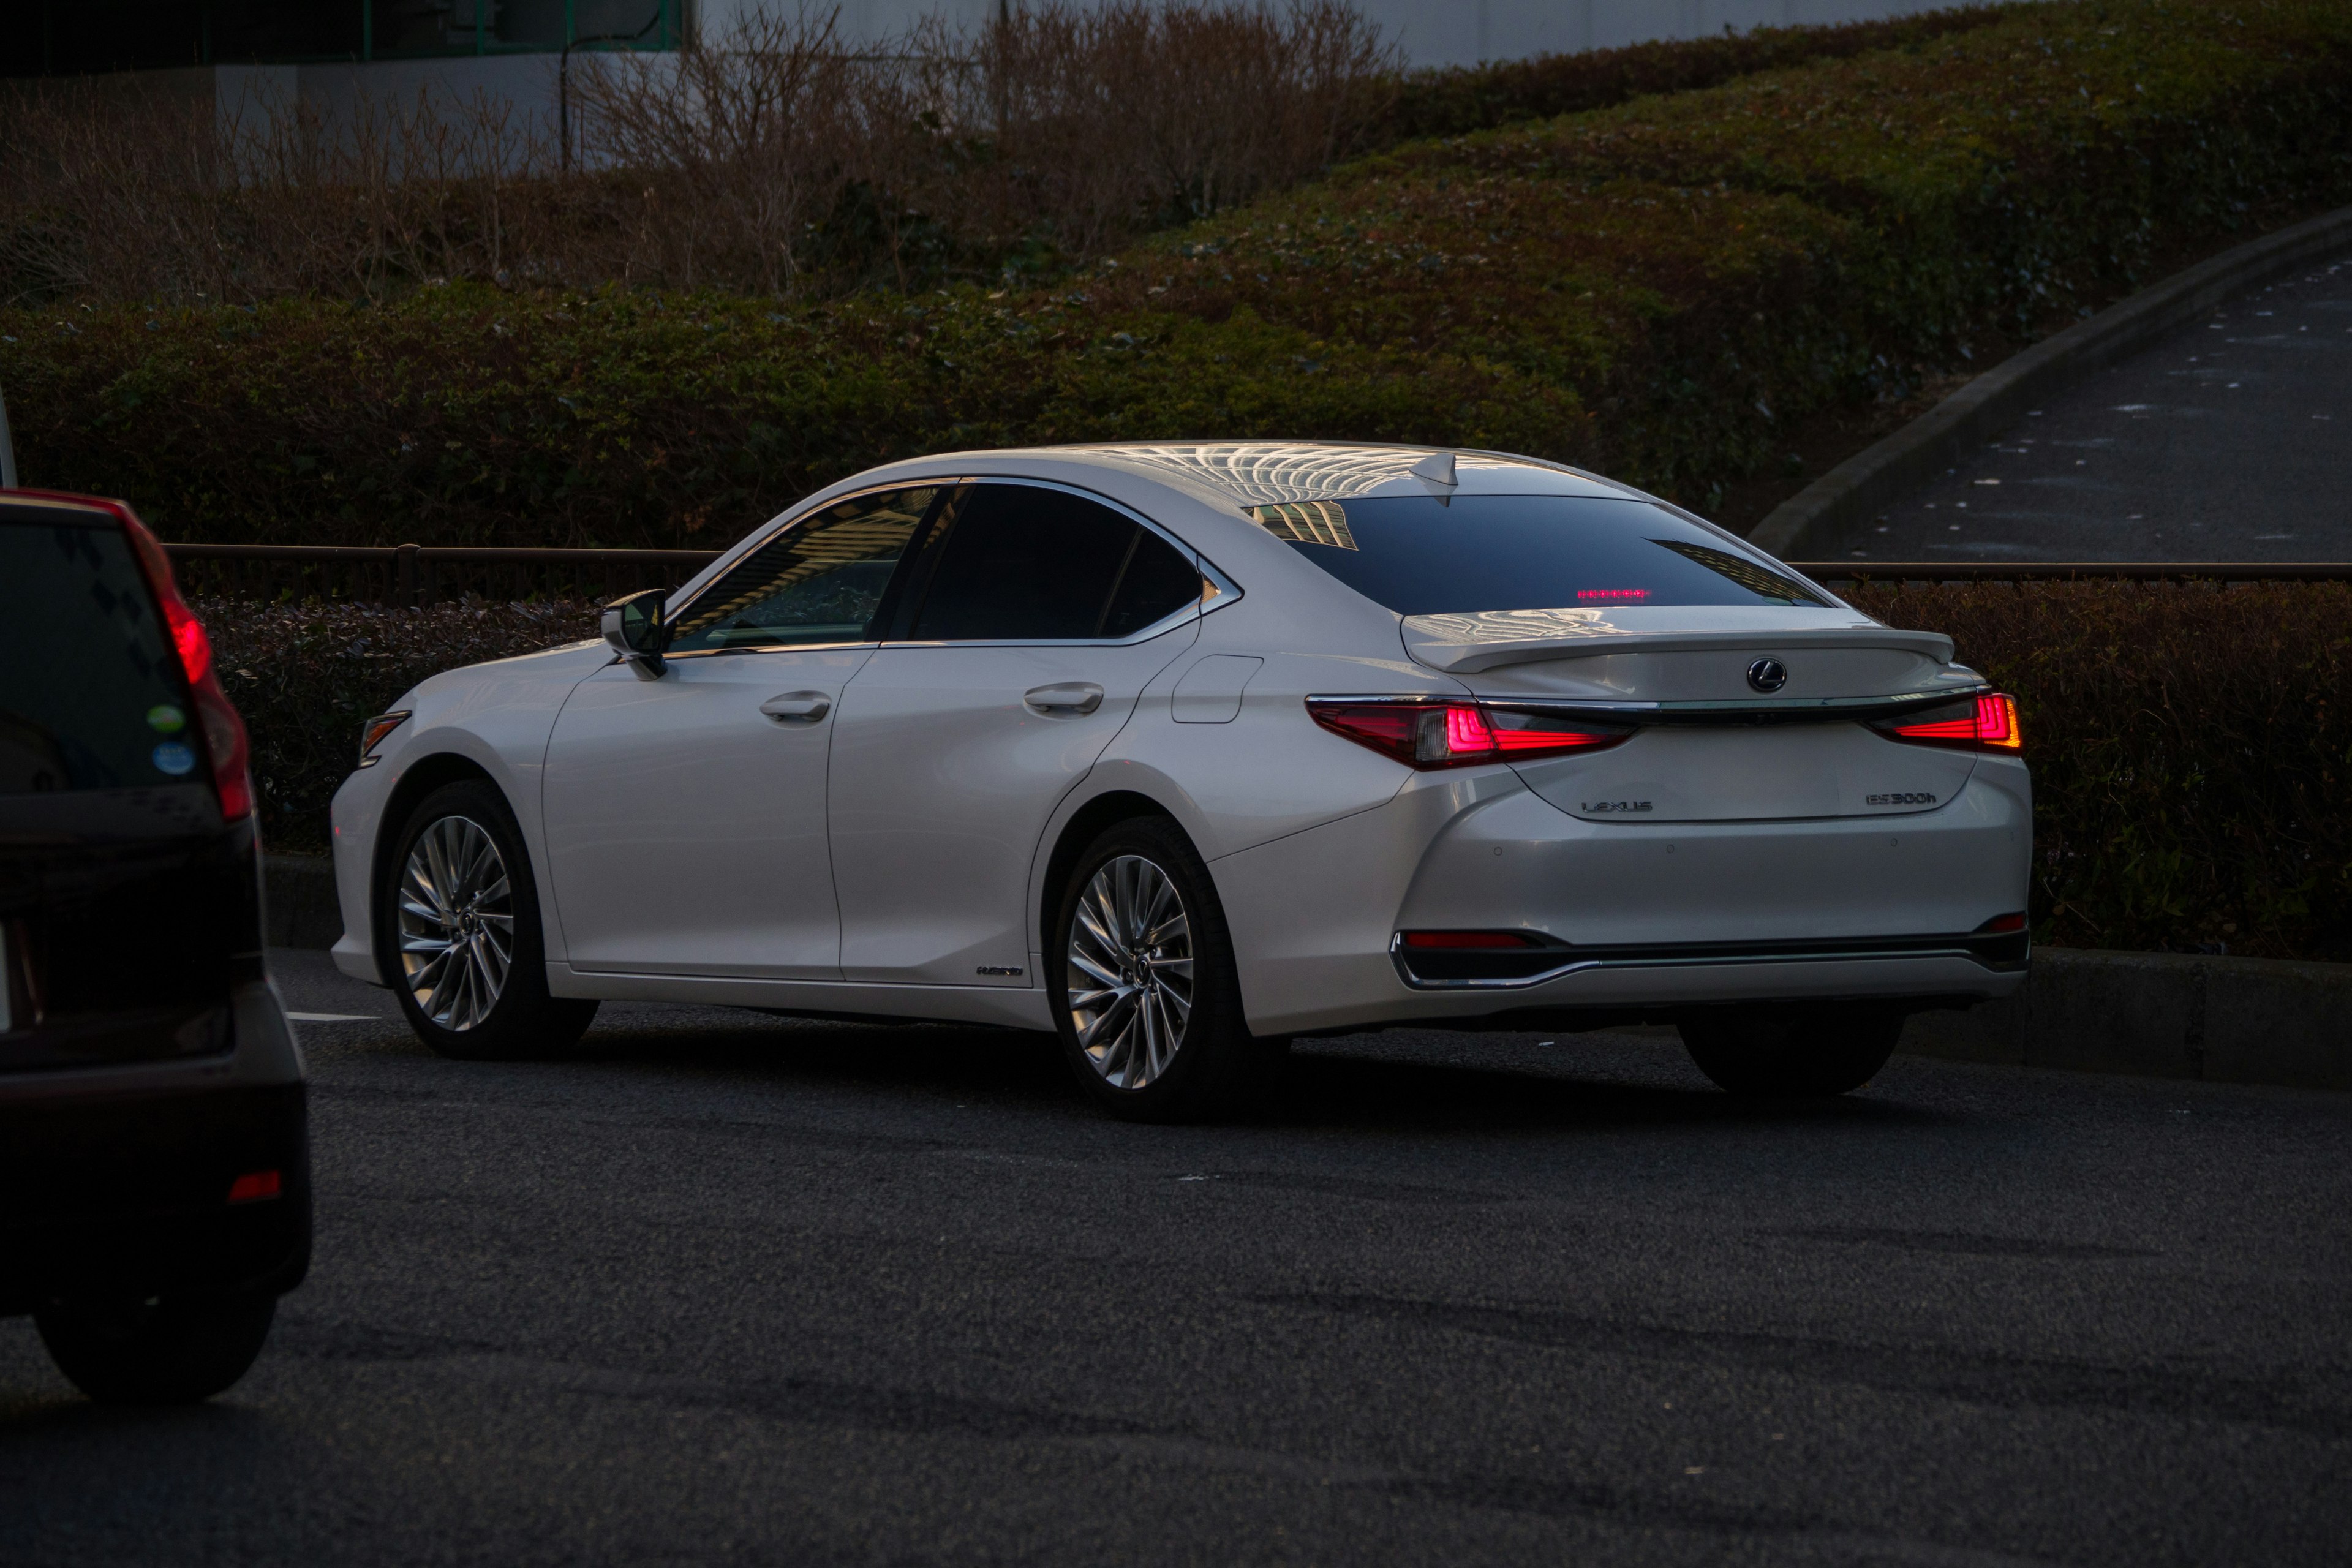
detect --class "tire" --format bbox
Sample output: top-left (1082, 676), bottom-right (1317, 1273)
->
top-left (36, 1292), bottom-right (277, 1405)
top-left (1679, 1005), bottom-right (1904, 1097)
top-left (382, 779), bottom-right (598, 1061)
top-left (1048, 816), bottom-right (1286, 1123)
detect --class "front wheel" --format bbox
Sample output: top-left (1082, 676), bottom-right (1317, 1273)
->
top-left (1050, 817), bottom-right (1285, 1123)
top-left (36, 1292), bottom-right (277, 1405)
top-left (382, 780), bottom-right (598, 1061)
top-left (1680, 1005), bottom-right (1904, 1097)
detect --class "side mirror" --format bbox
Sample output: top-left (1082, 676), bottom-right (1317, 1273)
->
top-left (601, 588), bottom-right (671, 679)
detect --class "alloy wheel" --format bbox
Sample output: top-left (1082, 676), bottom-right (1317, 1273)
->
top-left (397, 814), bottom-right (514, 1032)
top-left (1065, 854), bottom-right (1194, 1089)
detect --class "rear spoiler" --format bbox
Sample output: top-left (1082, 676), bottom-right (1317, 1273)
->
top-left (1400, 609), bottom-right (1955, 674)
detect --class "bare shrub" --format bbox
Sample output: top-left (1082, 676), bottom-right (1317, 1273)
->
top-left (936, 0), bottom-right (1398, 259)
top-left (0, 1), bottom-right (1396, 306)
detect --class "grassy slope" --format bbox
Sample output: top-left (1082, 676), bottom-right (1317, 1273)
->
top-left (5, 1), bottom-right (2350, 548)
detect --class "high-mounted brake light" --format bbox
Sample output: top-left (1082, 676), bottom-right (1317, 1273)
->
top-left (1873, 693), bottom-right (2022, 755)
top-left (17, 489), bottom-right (258, 823)
top-left (1308, 700), bottom-right (1632, 769)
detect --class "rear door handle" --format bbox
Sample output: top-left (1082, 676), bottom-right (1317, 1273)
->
top-left (1024, 682), bottom-right (1104, 715)
top-left (760, 691), bottom-right (832, 723)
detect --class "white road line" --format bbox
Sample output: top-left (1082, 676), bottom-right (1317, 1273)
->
top-left (286, 1012), bottom-right (379, 1022)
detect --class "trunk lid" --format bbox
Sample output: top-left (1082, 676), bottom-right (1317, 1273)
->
top-left (1409, 608), bottom-right (1986, 824)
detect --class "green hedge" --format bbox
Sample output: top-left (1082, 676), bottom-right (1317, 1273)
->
top-left (1378, 2), bottom-right (2029, 142)
top-left (1852, 581), bottom-right (2351, 964)
top-left (211, 583), bottom-right (2350, 964)
top-left (6, 0), bottom-right (2351, 545)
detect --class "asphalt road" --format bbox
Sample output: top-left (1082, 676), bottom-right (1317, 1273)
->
top-left (1853, 254), bottom-right (2352, 562)
top-left (4, 949), bottom-right (2348, 1566)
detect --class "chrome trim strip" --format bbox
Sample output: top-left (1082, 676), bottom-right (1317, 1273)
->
top-left (1307, 687), bottom-right (1990, 720)
top-left (1392, 944), bottom-right (1997, 991)
top-left (669, 473), bottom-right (1244, 654)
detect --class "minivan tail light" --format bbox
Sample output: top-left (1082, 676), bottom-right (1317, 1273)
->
top-left (1308, 701), bottom-right (1631, 769)
top-left (1873, 693), bottom-right (2022, 754)
top-left (110, 504), bottom-right (256, 822)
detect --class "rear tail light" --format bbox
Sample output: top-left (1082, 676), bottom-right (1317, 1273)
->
top-left (100, 500), bottom-right (257, 821)
top-left (1976, 912), bottom-right (2027, 933)
top-left (227, 1169), bottom-right (282, 1204)
top-left (1309, 701), bottom-right (1632, 769)
top-left (1872, 693), bottom-right (2022, 755)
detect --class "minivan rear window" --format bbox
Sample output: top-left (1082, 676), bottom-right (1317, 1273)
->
top-left (1, 514), bottom-right (194, 795)
top-left (1253, 494), bottom-right (1831, 614)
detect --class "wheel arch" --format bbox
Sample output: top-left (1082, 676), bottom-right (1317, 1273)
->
top-left (1033, 789), bottom-right (1195, 960)
top-left (368, 753), bottom-right (502, 989)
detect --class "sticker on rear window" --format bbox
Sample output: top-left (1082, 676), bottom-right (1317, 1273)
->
top-left (151, 741), bottom-right (197, 776)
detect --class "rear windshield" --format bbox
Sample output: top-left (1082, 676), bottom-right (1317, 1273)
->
top-left (1252, 494), bottom-right (1831, 615)
top-left (1, 515), bottom-right (194, 795)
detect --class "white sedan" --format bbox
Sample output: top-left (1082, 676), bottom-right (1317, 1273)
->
top-left (330, 443), bottom-right (2029, 1117)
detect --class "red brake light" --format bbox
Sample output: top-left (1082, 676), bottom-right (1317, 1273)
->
top-left (1308, 701), bottom-right (1631, 769)
top-left (94, 499), bottom-right (257, 823)
top-left (1977, 912), bottom-right (2027, 933)
top-left (1399, 930), bottom-right (1540, 949)
top-left (1876, 693), bottom-right (2022, 755)
top-left (227, 1169), bottom-right (282, 1204)
top-left (160, 595), bottom-right (214, 685)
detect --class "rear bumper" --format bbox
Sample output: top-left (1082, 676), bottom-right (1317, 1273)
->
top-left (1215, 760), bottom-right (2032, 1036)
top-left (0, 1082), bottom-right (311, 1314)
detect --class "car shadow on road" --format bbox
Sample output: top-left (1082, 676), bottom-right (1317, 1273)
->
top-left (563, 1013), bottom-right (1959, 1139)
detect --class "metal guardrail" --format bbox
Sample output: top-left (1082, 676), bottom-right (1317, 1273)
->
top-left (164, 543), bottom-right (723, 606)
top-left (159, 543), bottom-right (2352, 604)
top-left (1792, 561), bottom-right (2352, 582)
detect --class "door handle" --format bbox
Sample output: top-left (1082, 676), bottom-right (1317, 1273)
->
top-left (759, 691), bottom-right (832, 723)
top-left (1024, 682), bottom-right (1104, 715)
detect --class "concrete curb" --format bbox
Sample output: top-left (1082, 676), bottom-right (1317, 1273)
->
top-left (264, 854), bottom-right (344, 952)
top-left (1903, 948), bottom-right (2352, 1093)
top-left (1749, 203), bottom-right (2352, 560)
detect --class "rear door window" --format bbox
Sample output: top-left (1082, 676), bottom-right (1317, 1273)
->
top-left (905, 483), bottom-right (1201, 642)
top-left (1253, 494), bottom-right (1831, 614)
top-left (1, 509), bottom-right (193, 794)
top-left (667, 486), bottom-right (941, 654)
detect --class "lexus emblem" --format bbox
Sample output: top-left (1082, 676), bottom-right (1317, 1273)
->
top-left (1747, 657), bottom-right (1788, 693)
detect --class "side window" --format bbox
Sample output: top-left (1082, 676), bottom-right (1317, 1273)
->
top-left (907, 483), bottom-right (1202, 642)
top-left (666, 487), bottom-right (939, 654)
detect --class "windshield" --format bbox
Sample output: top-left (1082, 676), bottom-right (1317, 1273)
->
top-left (1254, 494), bottom-right (1831, 615)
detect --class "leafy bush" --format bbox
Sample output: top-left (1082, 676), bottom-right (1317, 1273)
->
top-left (214, 583), bottom-right (2350, 964)
top-left (7, 0), bottom-right (2349, 545)
top-left (1854, 581), bottom-right (2351, 963)
top-left (202, 598), bottom-right (598, 850)
top-left (1378, 2), bottom-right (2029, 142)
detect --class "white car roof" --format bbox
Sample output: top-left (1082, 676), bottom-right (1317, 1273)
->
top-left (1023, 442), bottom-right (1642, 507)
top-left (673, 443), bottom-right (1662, 611)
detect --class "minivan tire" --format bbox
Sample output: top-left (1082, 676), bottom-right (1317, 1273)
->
top-left (382, 780), bottom-right (598, 1061)
top-left (36, 1291), bottom-right (277, 1405)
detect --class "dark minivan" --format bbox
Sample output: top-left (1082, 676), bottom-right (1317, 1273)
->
top-left (1, 489), bottom-right (307, 1403)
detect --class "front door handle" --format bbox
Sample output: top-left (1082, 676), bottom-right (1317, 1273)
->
top-left (1025, 682), bottom-right (1104, 715)
top-left (760, 691), bottom-right (832, 723)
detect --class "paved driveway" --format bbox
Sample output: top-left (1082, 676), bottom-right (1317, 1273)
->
top-left (2, 949), bottom-right (2346, 1566)
top-left (1851, 255), bottom-right (2352, 562)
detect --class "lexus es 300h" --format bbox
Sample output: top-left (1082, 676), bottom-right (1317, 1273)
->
top-left (330, 443), bottom-right (2029, 1118)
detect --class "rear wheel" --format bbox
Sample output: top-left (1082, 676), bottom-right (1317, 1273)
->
top-left (1680, 1005), bottom-right (1903, 1097)
top-left (1050, 817), bottom-right (1285, 1123)
top-left (383, 780), bottom-right (597, 1061)
top-left (36, 1292), bottom-right (277, 1405)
